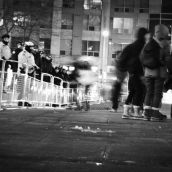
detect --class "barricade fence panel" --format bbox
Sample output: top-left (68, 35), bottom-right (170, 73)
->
top-left (0, 60), bottom-right (104, 109)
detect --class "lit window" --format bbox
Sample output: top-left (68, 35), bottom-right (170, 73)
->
top-left (83, 0), bottom-right (102, 10)
top-left (113, 18), bottom-right (123, 33)
top-left (113, 18), bottom-right (133, 34)
top-left (123, 18), bottom-right (133, 34)
top-left (82, 41), bottom-right (100, 57)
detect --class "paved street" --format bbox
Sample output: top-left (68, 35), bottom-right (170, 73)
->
top-left (0, 107), bottom-right (172, 172)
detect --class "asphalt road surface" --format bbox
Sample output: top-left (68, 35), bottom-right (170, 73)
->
top-left (0, 108), bottom-right (172, 172)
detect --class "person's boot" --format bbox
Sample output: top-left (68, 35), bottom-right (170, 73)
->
top-left (133, 106), bottom-right (143, 119)
top-left (142, 108), bottom-right (152, 121)
top-left (122, 104), bottom-right (133, 119)
top-left (151, 109), bottom-right (167, 122)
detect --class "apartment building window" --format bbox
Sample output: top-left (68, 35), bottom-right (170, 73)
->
top-left (149, 13), bottom-right (172, 34)
top-left (149, 14), bottom-right (160, 33)
top-left (83, 0), bottom-right (102, 10)
top-left (63, 0), bottom-right (75, 8)
top-left (113, 18), bottom-right (133, 34)
top-left (124, 0), bottom-right (134, 12)
top-left (61, 13), bottom-right (73, 30)
top-left (39, 38), bottom-right (51, 54)
top-left (82, 41), bottom-right (100, 57)
top-left (161, 0), bottom-right (172, 13)
top-left (60, 39), bottom-right (72, 56)
top-left (13, 0), bottom-right (43, 9)
top-left (83, 15), bottom-right (101, 31)
top-left (139, 0), bottom-right (149, 13)
top-left (40, 0), bottom-right (54, 8)
top-left (114, 0), bottom-right (134, 13)
top-left (40, 10), bottom-right (52, 28)
top-left (112, 43), bottom-right (128, 58)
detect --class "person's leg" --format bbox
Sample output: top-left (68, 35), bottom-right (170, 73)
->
top-left (110, 81), bottom-right (122, 111)
top-left (122, 75), bottom-right (135, 118)
top-left (110, 69), bottom-right (127, 112)
top-left (151, 78), bottom-right (167, 121)
top-left (152, 78), bottom-right (165, 108)
top-left (84, 84), bottom-right (90, 111)
top-left (143, 77), bottom-right (154, 120)
top-left (125, 75), bottom-right (134, 105)
top-left (132, 76), bottom-right (145, 118)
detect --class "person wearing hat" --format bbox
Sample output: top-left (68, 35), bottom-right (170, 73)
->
top-left (140, 24), bottom-right (170, 121)
top-left (0, 34), bottom-right (11, 69)
top-left (17, 42), bottom-right (36, 76)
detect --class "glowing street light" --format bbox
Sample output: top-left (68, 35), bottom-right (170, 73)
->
top-left (0, 19), bottom-right (3, 26)
top-left (102, 30), bottom-right (109, 37)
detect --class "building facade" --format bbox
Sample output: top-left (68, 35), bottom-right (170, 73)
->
top-left (0, 0), bottom-right (171, 73)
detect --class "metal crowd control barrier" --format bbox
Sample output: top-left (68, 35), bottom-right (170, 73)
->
top-left (0, 59), bottom-right (102, 110)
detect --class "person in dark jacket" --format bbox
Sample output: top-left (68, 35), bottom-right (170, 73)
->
top-left (10, 42), bottom-right (23, 72)
top-left (112, 27), bottom-right (148, 119)
top-left (140, 24), bottom-right (170, 121)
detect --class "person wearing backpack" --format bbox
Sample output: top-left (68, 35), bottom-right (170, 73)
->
top-left (111, 27), bottom-right (148, 119)
top-left (140, 24), bottom-right (170, 121)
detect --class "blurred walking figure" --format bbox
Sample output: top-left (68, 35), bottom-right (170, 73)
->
top-left (109, 66), bottom-right (127, 112)
top-left (110, 27), bottom-right (148, 119)
top-left (140, 24), bottom-right (170, 121)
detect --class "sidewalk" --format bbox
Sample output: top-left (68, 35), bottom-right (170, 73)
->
top-left (0, 108), bottom-right (172, 172)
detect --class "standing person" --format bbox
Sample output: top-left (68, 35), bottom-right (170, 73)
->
top-left (111, 27), bottom-right (148, 119)
top-left (0, 34), bottom-right (11, 70)
top-left (18, 43), bottom-right (37, 76)
top-left (10, 41), bottom-right (23, 72)
top-left (0, 34), bottom-right (11, 93)
top-left (140, 24), bottom-right (170, 121)
top-left (17, 42), bottom-right (37, 106)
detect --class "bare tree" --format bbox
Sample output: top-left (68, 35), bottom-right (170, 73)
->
top-left (0, 1), bottom-right (16, 34)
top-left (0, 0), bottom-right (45, 42)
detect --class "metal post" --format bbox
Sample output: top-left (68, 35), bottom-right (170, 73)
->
top-left (0, 60), bottom-right (6, 109)
top-left (171, 104), bottom-right (172, 119)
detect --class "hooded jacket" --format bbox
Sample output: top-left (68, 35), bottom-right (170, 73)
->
top-left (115, 27), bottom-right (148, 76)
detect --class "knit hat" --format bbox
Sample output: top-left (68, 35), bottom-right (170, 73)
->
top-left (2, 34), bottom-right (10, 39)
top-left (154, 24), bottom-right (170, 40)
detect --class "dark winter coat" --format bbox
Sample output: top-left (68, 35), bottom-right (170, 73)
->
top-left (140, 38), bottom-right (168, 78)
top-left (10, 48), bottom-right (22, 72)
top-left (140, 38), bottom-right (161, 69)
top-left (115, 40), bottom-right (145, 76)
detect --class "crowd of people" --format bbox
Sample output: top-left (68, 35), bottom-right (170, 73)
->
top-left (0, 34), bottom-right (96, 109)
top-left (1, 24), bottom-right (172, 116)
top-left (110, 24), bottom-right (172, 122)
top-left (0, 35), bottom-right (73, 84)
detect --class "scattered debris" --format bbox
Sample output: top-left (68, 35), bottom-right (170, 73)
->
top-left (124, 160), bottom-right (136, 164)
top-left (71, 125), bottom-right (115, 134)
